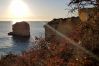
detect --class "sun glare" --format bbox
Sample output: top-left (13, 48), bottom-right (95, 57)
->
top-left (10, 0), bottom-right (31, 19)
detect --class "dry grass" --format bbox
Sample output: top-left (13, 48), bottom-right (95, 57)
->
top-left (0, 22), bottom-right (99, 66)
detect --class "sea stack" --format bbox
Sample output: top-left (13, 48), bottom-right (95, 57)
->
top-left (8, 21), bottom-right (30, 38)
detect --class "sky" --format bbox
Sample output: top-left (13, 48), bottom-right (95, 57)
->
top-left (0, 0), bottom-right (77, 21)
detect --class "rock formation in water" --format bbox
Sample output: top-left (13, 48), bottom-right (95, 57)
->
top-left (8, 21), bottom-right (30, 38)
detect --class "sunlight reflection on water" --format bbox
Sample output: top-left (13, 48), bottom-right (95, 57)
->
top-left (0, 21), bottom-right (46, 57)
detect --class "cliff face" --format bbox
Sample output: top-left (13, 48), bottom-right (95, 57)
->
top-left (44, 17), bottom-right (81, 41)
top-left (79, 8), bottom-right (99, 22)
top-left (44, 7), bottom-right (99, 41)
top-left (44, 19), bottom-right (59, 41)
top-left (44, 8), bottom-right (99, 66)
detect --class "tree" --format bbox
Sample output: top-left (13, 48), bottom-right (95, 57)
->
top-left (69, 0), bottom-right (99, 11)
top-left (69, 0), bottom-right (98, 5)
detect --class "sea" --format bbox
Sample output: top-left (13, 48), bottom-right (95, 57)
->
top-left (0, 21), bottom-right (47, 57)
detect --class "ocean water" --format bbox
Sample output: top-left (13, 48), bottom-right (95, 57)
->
top-left (0, 21), bottom-right (47, 56)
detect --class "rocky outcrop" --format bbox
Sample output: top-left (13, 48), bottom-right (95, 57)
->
top-left (8, 21), bottom-right (30, 38)
top-left (44, 7), bottom-right (99, 41)
top-left (44, 17), bottom-right (80, 41)
top-left (79, 8), bottom-right (99, 22)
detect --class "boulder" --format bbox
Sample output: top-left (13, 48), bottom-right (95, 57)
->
top-left (8, 21), bottom-right (30, 38)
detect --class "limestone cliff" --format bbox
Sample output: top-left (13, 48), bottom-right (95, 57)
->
top-left (44, 7), bottom-right (99, 66)
top-left (44, 17), bottom-right (81, 41)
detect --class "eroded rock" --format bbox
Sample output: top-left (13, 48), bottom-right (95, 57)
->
top-left (8, 21), bottom-right (30, 38)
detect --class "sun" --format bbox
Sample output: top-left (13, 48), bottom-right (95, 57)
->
top-left (9, 0), bottom-right (30, 19)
